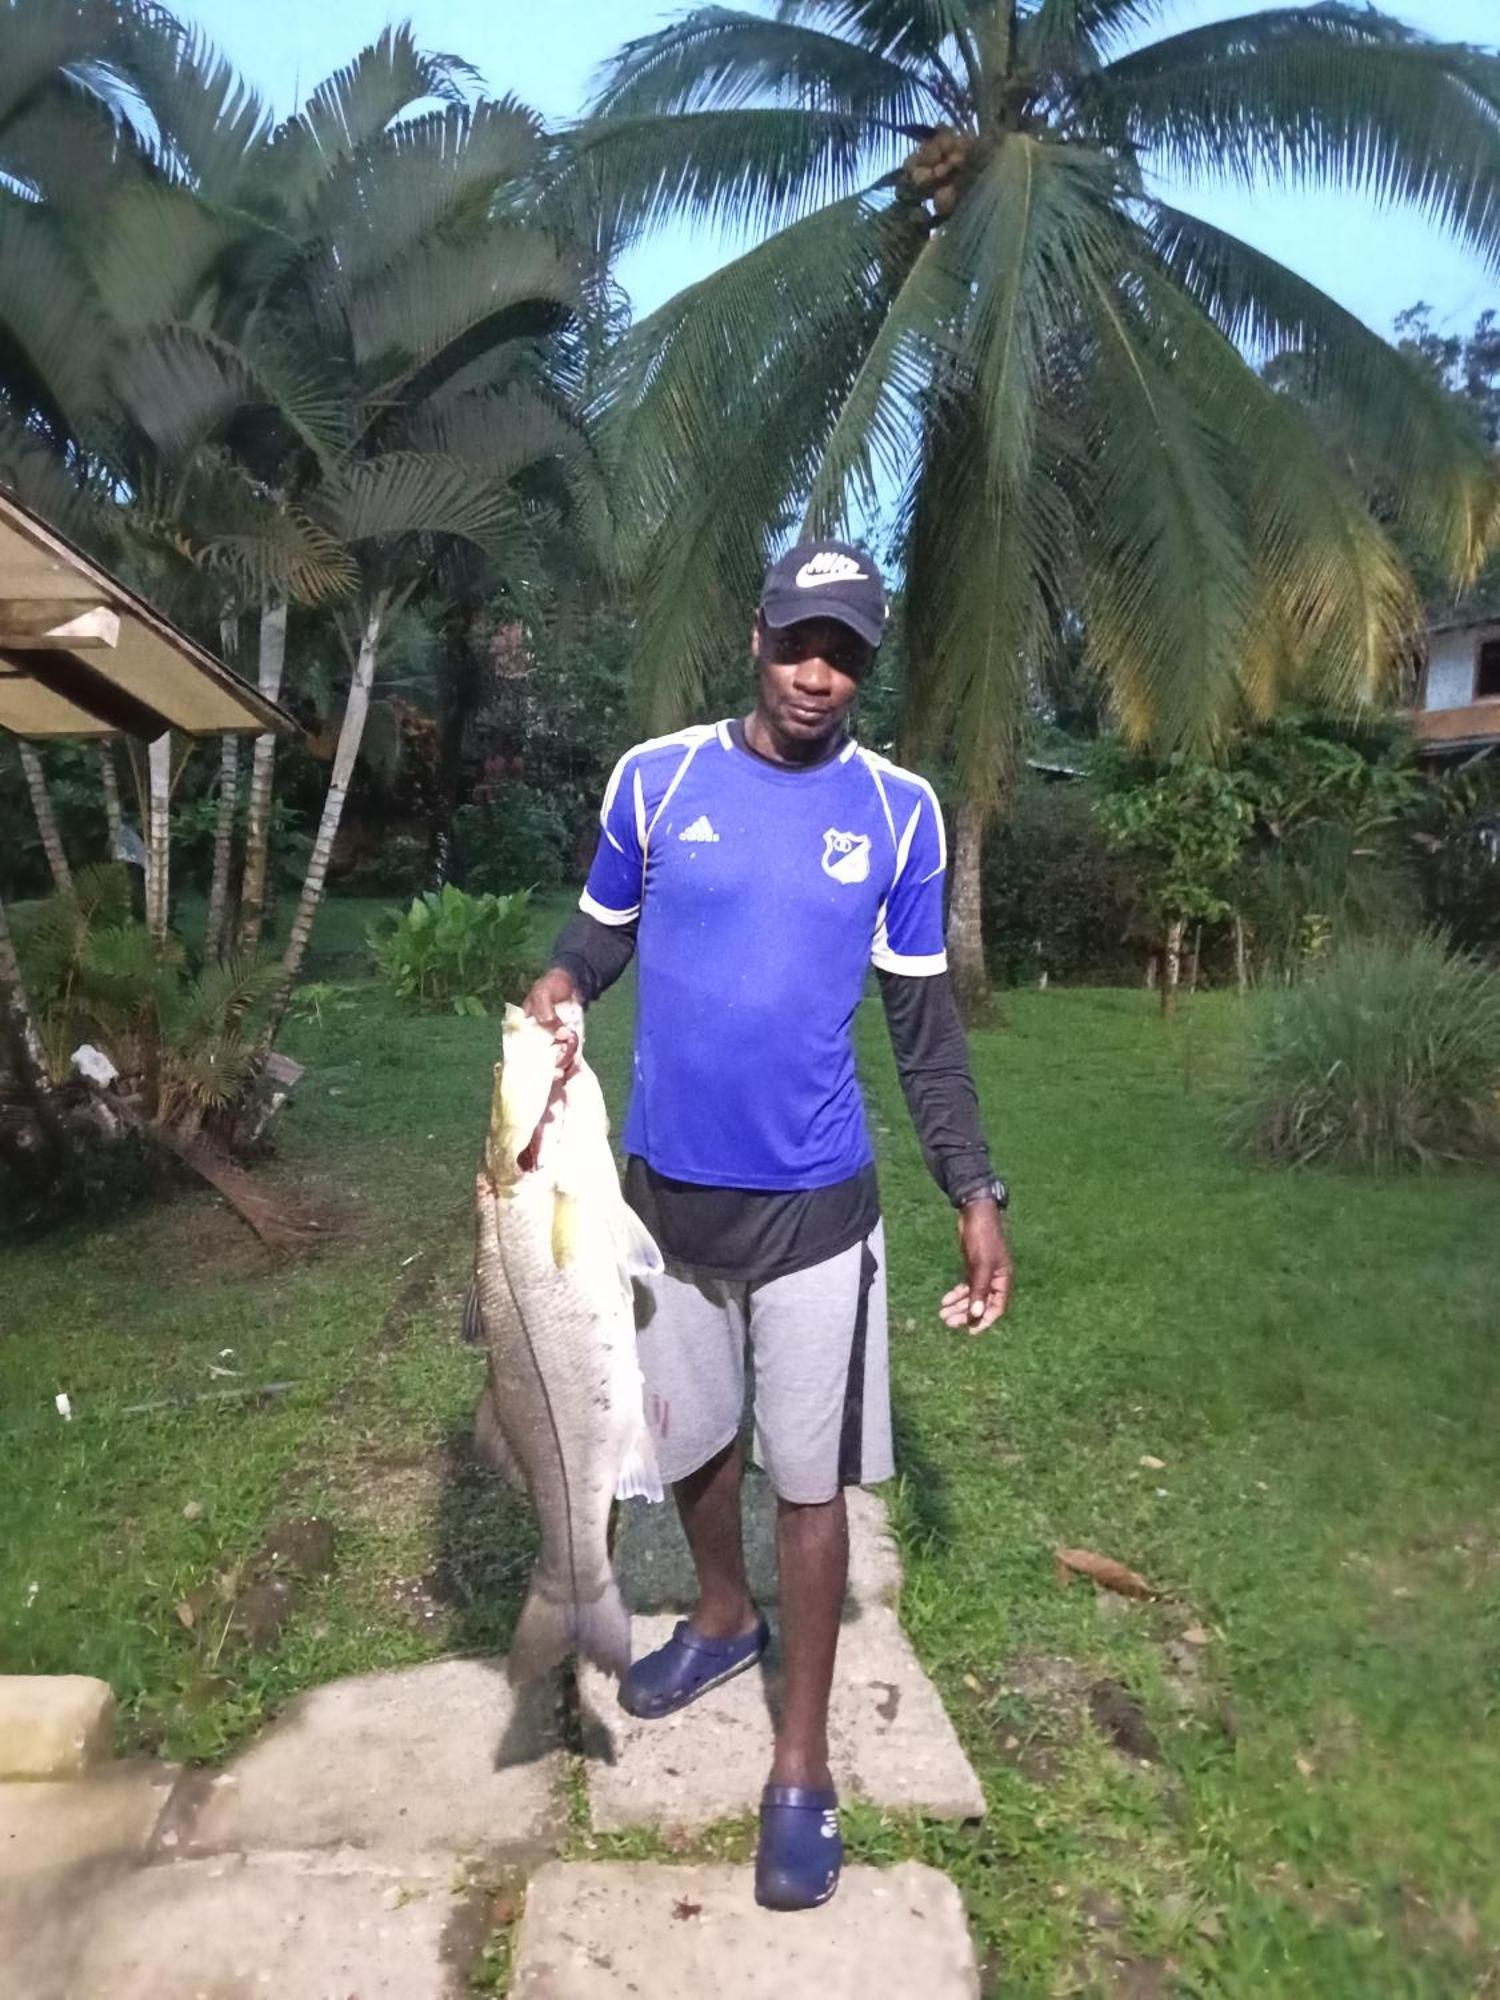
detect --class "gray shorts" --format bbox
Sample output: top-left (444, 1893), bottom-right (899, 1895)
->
top-left (634, 1222), bottom-right (894, 1505)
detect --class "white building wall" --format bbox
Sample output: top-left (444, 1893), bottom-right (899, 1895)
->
top-left (1425, 628), bottom-right (1488, 710)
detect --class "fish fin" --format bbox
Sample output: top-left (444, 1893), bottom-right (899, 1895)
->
top-left (615, 1421), bottom-right (664, 1504)
top-left (551, 1191), bottom-right (579, 1268)
top-left (616, 1200), bottom-right (663, 1279)
top-left (461, 1278), bottom-right (486, 1346)
top-left (507, 1576), bottom-right (631, 1686)
top-left (574, 1580), bottom-right (632, 1681)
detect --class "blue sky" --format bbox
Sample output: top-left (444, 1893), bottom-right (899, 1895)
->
top-left (183, 0), bottom-right (1498, 339)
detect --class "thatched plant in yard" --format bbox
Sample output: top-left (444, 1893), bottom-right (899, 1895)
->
top-left (1233, 934), bottom-right (1500, 1172)
top-left (6, 867), bottom-right (319, 1248)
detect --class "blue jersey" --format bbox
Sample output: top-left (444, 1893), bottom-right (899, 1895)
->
top-left (580, 721), bottom-right (949, 1191)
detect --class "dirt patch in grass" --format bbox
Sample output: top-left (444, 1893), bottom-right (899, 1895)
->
top-left (342, 1434), bottom-right (536, 1647)
top-left (175, 1514), bottom-right (339, 1659)
top-left (974, 1652), bottom-right (1094, 1786)
top-left (346, 1449), bottom-right (446, 1530)
top-left (378, 1255), bottom-right (442, 1348)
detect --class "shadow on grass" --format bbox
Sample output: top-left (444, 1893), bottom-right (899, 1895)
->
top-left (428, 1421), bottom-right (537, 1653)
top-left (426, 1421), bottom-right (565, 1769)
top-left (890, 1393), bottom-right (957, 1559)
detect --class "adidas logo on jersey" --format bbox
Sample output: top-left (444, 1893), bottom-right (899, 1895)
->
top-left (679, 815), bottom-right (719, 843)
top-left (796, 551), bottom-right (869, 588)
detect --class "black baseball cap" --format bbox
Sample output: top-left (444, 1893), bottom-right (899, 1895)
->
top-left (758, 538), bottom-right (888, 650)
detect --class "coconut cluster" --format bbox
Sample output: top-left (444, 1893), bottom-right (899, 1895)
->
top-left (904, 125), bottom-right (977, 222)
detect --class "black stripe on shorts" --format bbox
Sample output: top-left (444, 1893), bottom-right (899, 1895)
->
top-left (837, 1237), bottom-right (880, 1487)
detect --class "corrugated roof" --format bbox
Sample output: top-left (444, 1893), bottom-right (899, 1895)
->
top-left (0, 488), bottom-right (296, 740)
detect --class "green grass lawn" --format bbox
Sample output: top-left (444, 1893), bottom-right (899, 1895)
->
top-left (3, 897), bottom-right (1498, 1996)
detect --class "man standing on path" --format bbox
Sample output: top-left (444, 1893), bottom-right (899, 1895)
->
top-left (523, 540), bottom-right (1011, 1911)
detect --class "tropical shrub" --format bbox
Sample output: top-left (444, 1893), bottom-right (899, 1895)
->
top-left (14, 867), bottom-right (279, 1135)
top-left (1411, 761), bottom-right (1500, 960)
top-left (1232, 934), bottom-right (1500, 1171)
top-left (368, 886), bottom-right (533, 1016)
top-left (341, 835), bottom-right (429, 899)
top-left (981, 779), bottom-right (1139, 987)
top-left (1095, 750), bottom-right (1255, 1012)
top-left (449, 789), bottom-right (573, 894)
top-left (1232, 716), bottom-right (1423, 982)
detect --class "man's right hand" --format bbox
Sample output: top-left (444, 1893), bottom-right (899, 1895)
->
top-left (523, 968), bottom-right (583, 1075)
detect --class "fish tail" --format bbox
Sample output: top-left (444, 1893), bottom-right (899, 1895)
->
top-left (507, 1574), bottom-right (631, 1686)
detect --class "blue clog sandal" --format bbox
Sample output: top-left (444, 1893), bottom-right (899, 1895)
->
top-left (754, 1784), bottom-right (842, 1911)
top-left (619, 1614), bottom-right (771, 1720)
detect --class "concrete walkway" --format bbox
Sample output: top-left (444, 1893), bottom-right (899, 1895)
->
top-left (0, 1483), bottom-right (985, 1998)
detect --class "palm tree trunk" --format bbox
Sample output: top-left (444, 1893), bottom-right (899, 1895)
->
top-left (205, 734), bottom-right (239, 962)
top-left (237, 600), bottom-right (288, 954)
top-left (264, 600), bottom-right (385, 1036)
top-left (98, 745), bottom-right (123, 859)
top-left (437, 594), bottom-right (484, 866)
top-left (204, 614), bottom-right (242, 963)
top-left (19, 743), bottom-right (72, 896)
top-left (0, 884), bottom-right (50, 1082)
top-left (948, 790), bottom-right (993, 1022)
top-left (145, 732), bottom-right (171, 943)
top-left (0, 882), bottom-right (73, 1176)
top-left (1161, 915), bottom-right (1185, 1018)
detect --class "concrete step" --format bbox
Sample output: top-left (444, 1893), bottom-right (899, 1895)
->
top-left (169, 1657), bottom-right (564, 1867)
top-left (585, 1478), bottom-right (985, 1831)
top-left (13, 1847), bottom-right (470, 2000)
top-left (510, 1860), bottom-right (981, 1998)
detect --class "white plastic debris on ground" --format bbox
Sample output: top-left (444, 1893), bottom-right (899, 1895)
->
top-left (71, 1045), bottom-right (119, 1087)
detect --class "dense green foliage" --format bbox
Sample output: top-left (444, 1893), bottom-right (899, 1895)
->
top-left (980, 777), bottom-right (1140, 987)
top-left (367, 884), bottom-right (534, 1015)
top-left (449, 790), bottom-right (574, 896)
top-left (1095, 750), bottom-right (1255, 931)
top-left (1409, 757), bottom-right (1500, 959)
top-left (5, 900), bottom-right (1500, 1992)
top-left (1233, 932), bottom-right (1500, 1170)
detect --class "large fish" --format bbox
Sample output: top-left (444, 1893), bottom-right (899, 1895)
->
top-left (470, 1003), bottom-right (662, 1684)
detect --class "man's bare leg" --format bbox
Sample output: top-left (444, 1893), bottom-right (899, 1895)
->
top-left (674, 1438), bottom-right (759, 1640)
top-left (769, 1491), bottom-right (847, 1789)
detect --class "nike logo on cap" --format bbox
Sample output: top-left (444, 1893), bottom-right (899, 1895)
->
top-left (795, 553), bottom-right (869, 588)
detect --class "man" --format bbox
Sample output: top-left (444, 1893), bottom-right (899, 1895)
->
top-left (524, 539), bottom-right (1010, 1911)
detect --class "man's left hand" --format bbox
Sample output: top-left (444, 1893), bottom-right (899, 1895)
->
top-left (939, 1199), bottom-right (1013, 1334)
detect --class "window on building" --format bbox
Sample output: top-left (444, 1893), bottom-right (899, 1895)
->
top-left (1477, 639), bottom-right (1500, 699)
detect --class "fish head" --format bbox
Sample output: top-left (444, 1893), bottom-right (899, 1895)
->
top-left (487, 1005), bottom-right (577, 1188)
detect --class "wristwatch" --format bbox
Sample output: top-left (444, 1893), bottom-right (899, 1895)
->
top-left (955, 1175), bottom-right (1009, 1213)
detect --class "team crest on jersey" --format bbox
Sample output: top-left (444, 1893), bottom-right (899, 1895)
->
top-left (822, 828), bottom-right (870, 885)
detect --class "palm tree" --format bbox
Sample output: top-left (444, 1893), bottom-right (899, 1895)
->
top-left (582, 0), bottom-right (1500, 1007)
top-left (101, 33), bottom-right (593, 991)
